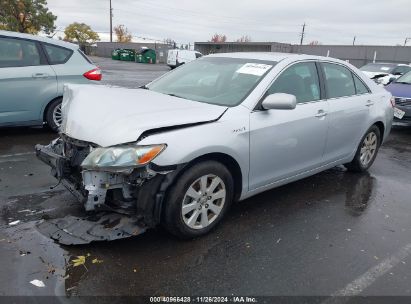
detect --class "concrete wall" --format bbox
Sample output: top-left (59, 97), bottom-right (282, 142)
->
top-left (96, 42), bottom-right (174, 63)
top-left (194, 42), bottom-right (411, 68)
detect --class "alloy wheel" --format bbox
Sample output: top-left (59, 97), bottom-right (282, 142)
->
top-left (52, 103), bottom-right (63, 128)
top-left (181, 174), bottom-right (226, 230)
top-left (360, 131), bottom-right (378, 167)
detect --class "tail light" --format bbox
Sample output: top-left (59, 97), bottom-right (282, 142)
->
top-left (83, 68), bottom-right (102, 81)
top-left (390, 96), bottom-right (396, 107)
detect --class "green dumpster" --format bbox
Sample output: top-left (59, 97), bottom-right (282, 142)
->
top-left (120, 49), bottom-right (136, 61)
top-left (136, 48), bottom-right (156, 64)
top-left (111, 49), bottom-right (121, 60)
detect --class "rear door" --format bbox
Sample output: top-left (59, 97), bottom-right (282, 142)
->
top-left (320, 62), bottom-right (371, 162)
top-left (167, 50), bottom-right (177, 66)
top-left (249, 61), bottom-right (329, 190)
top-left (0, 36), bottom-right (57, 125)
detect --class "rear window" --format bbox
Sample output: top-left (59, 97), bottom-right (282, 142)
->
top-left (353, 74), bottom-right (370, 95)
top-left (78, 49), bottom-right (93, 64)
top-left (43, 43), bottom-right (73, 65)
top-left (322, 63), bottom-right (356, 98)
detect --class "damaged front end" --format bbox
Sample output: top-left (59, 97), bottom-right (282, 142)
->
top-left (35, 134), bottom-right (181, 243)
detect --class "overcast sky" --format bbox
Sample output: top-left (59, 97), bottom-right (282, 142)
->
top-left (47, 0), bottom-right (411, 46)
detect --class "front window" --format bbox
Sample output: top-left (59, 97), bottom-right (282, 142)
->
top-left (147, 57), bottom-right (276, 107)
top-left (267, 62), bottom-right (321, 103)
top-left (0, 37), bottom-right (41, 68)
top-left (395, 71), bottom-right (411, 84)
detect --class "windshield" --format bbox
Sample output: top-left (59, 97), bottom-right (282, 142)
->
top-left (147, 57), bottom-right (276, 107)
top-left (395, 71), bottom-right (411, 84)
top-left (360, 63), bottom-right (396, 73)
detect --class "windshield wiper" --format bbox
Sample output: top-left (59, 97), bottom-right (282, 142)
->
top-left (166, 93), bottom-right (187, 99)
top-left (395, 81), bottom-right (411, 85)
top-left (140, 85), bottom-right (149, 89)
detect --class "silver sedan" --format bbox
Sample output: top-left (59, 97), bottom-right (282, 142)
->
top-left (36, 52), bottom-right (394, 239)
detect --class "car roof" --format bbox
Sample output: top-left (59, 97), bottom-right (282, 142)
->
top-left (207, 52), bottom-right (345, 63)
top-left (0, 30), bottom-right (79, 50)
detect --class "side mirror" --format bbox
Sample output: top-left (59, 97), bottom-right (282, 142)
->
top-left (261, 93), bottom-right (297, 110)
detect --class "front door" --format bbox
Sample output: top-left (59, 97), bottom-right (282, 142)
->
top-left (249, 61), bottom-right (329, 190)
top-left (0, 36), bottom-right (57, 125)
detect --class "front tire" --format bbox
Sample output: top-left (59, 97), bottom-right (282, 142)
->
top-left (45, 98), bottom-right (63, 132)
top-left (345, 125), bottom-right (381, 172)
top-left (163, 161), bottom-right (234, 239)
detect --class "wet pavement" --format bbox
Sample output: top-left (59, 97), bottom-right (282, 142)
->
top-left (1, 58), bottom-right (411, 300)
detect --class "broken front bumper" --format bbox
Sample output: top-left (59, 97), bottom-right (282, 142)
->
top-left (35, 139), bottom-right (182, 228)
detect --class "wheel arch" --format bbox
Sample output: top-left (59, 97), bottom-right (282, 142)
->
top-left (169, 152), bottom-right (243, 202)
top-left (373, 121), bottom-right (385, 144)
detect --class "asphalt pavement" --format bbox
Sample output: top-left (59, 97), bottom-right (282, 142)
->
top-left (1, 57), bottom-right (411, 301)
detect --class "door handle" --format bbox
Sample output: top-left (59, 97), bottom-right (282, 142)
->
top-left (315, 110), bottom-right (328, 118)
top-left (366, 100), bottom-right (374, 107)
top-left (32, 73), bottom-right (49, 79)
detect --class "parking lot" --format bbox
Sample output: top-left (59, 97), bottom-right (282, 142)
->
top-left (1, 57), bottom-right (411, 299)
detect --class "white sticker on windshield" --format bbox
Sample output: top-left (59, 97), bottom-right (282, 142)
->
top-left (236, 63), bottom-right (272, 76)
top-left (381, 67), bottom-right (390, 71)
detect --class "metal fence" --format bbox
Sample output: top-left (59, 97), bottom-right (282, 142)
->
top-left (194, 42), bottom-right (411, 68)
top-left (194, 42), bottom-right (292, 55)
top-left (292, 45), bottom-right (411, 67)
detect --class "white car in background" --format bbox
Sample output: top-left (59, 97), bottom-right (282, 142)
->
top-left (167, 49), bottom-right (203, 69)
top-left (360, 63), bottom-right (411, 85)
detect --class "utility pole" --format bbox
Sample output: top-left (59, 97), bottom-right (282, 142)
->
top-left (109, 0), bottom-right (113, 42)
top-left (300, 23), bottom-right (306, 45)
top-left (352, 36), bottom-right (356, 46)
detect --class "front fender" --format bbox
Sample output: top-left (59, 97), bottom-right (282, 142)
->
top-left (138, 106), bottom-right (250, 196)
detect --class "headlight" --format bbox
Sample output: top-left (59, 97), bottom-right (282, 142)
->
top-left (81, 144), bottom-right (166, 170)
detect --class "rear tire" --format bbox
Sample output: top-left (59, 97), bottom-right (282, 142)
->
top-left (45, 98), bottom-right (63, 132)
top-left (163, 161), bottom-right (234, 239)
top-left (345, 125), bottom-right (381, 172)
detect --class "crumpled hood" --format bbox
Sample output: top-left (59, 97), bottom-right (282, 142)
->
top-left (61, 84), bottom-right (227, 147)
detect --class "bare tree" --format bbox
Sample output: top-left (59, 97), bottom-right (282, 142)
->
top-left (163, 38), bottom-right (176, 47)
top-left (236, 35), bottom-right (252, 42)
top-left (114, 24), bottom-right (132, 43)
top-left (210, 33), bottom-right (227, 43)
top-left (308, 40), bottom-right (322, 45)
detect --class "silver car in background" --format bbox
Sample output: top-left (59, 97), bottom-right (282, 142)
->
top-left (0, 30), bottom-right (101, 131)
top-left (36, 53), bottom-right (394, 238)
